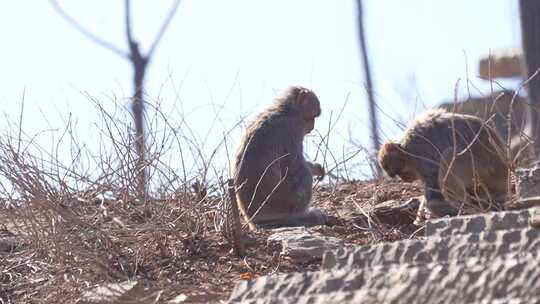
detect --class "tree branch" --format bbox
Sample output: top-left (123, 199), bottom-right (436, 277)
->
top-left (49, 0), bottom-right (128, 59)
top-left (125, 0), bottom-right (136, 53)
top-left (147, 0), bottom-right (182, 58)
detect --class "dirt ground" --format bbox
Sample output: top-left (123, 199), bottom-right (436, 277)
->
top-left (0, 179), bottom-right (422, 304)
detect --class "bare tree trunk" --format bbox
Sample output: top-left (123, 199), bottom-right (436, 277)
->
top-left (356, 0), bottom-right (381, 177)
top-left (130, 42), bottom-right (149, 196)
top-left (50, 0), bottom-right (181, 197)
top-left (519, 0), bottom-right (540, 162)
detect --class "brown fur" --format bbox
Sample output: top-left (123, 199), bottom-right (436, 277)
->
top-left (379, 108), bottom-right (510, 218)
top-left (438, 90), bottom-right (534, 166)
top-left (232, 86), bottom-right (328, 229)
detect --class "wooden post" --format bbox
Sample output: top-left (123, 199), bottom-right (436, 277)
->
top-left (519, 0), bottom-right (540, 161)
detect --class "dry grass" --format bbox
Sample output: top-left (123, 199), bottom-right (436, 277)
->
top-left (0, 102), bottom-right (231, 302)
top-left (0, 98), bottom-right (389, 303)
top-left (1, 177), bottom-right (421, 303)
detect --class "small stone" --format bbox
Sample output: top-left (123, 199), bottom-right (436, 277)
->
top-left (80, 281), bottom-right (138, 303)
top-left (370, 196), bottom-right (421, 226)
top-left (516, 165), bottom-right (540, 203)
top-left (529, 209), bottom-right (540, 228)
top-left (0, 236), bottom-right (20, 253)
top-left (168, 294), bottom-right (188, 303)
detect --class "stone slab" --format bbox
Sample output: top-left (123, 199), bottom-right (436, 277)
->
top-left (229, 253), bottom-right (540, 303)
top-left (266, 227), bottom-right (346, 262)
top-left (322, 227), bottom-right (540, 270)
top-left (424, 208), bottom-right (535, 237)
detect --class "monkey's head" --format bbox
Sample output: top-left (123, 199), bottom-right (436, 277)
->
top-left (378, 142), bottom-right (418, 182)
top-left (277, 86), bottom-right (321, 135)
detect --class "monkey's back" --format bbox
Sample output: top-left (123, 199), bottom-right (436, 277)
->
top-left (400, 109), bottom-right (506, 174)
top-left (233, 110), bottom-right (305, 216)
top-left (234, 110), bottom-right (303, 173)
top-left (438, 90), bottom-right (528, 141)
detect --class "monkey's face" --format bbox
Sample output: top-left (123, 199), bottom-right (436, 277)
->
top-left (303, 117), bottom-right (316, 134)
top-left (279, 86), bottom-right (321, 135)
top-left (379, 143), bottom-right (420, 182)
top-left (378, 142), bottom-right (406, 178)
top-left (299, 102), bottom-right (320, 135)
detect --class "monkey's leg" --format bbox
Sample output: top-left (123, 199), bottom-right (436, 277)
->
top-left (470, 156), bottom-right (508, 211)
top-left (307, 162), bottom-right (325, 180)
top-left (254, 162), bottom-right (332, 229)
top-left (441, 149), bottom-right (506, 212)
top-left (424, 170), bottom-right (458, 218)
top-left (438, 149), bottom-right (474, 214)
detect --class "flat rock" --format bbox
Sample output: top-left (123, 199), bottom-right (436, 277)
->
top-left (516, 165), bottom-right (540, 200)
top-left (80, 281), bottom-right (138, 303)
top-left (229, 253), bottom-right (540, 303)
top-left (488, 298), bottom-right (540, 304)
top-left (424, 208), bottom-right (534, 237)
top-left (79, 281), bottom-right (159, 304)
top-left (230, 291), bottom-right (540, 304)
top-left (322, 227), bottom-right (540, 270)
top-left (357, 196), bottom-right (421, 227)
top-left (228, 207), bottom-right (540, 303)
top-left (267, 227), bottom-right (346, 261)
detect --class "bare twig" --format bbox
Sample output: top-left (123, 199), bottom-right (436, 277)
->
top-left (49, 0), bottom-right (128, 58)
top-left (225, 179), bottom-right (246, 257)
top-left (148, 0), bottom-right (182, 58)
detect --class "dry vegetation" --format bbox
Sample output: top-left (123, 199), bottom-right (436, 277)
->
top-left (0, 101), bottom-right (423, 303)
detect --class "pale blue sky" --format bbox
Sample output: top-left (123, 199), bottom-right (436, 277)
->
top-left (0, 0), bottom-right (522, 179)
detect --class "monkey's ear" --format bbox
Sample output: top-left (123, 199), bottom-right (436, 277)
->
top-left (297, 89), bottom-right (310, 106)
top-left (384, 142), bottom-right (404, 156)
top-left (383, 142), bottom-right (398, 151)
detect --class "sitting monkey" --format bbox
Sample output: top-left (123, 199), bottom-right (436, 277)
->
top-left (232, 86), bottom-right (329, 229)
top-left (378, 109), bottom-right (510, 220)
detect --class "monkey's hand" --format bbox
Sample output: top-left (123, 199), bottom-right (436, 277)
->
top-left (309, 162), bottom-right (325, 180)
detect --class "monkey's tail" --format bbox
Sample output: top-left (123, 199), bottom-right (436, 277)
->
top-left (236, 193), bottom-right (257, 231)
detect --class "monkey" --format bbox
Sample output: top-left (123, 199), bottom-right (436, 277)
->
top-left (378, 108), bottom-right (510, 220)
top-left (232, 86), bottom-right (329, 230)
top-left (438, 90), bottom-right (535, 167)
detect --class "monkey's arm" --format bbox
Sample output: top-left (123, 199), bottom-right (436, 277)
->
top-left (307, 161), bottom-right (325, 179)
top-left (424, 176), bottom-right (445, 200)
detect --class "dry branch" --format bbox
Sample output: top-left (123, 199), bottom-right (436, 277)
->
top-left (223, 179), bottom-right (246, 257)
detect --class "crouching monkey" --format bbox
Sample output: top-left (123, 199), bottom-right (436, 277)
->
top-left (378, 109), bottom-right (510, 221)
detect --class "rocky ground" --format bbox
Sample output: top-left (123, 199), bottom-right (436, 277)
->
top-left (228, 165), bottom-right (540, 303)
top-left (1, 179), bottom-right (423, 303)
top-left (230, 208), bottom-right (540, 303)
top-left (4, 177), bottom-right (539, 303)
